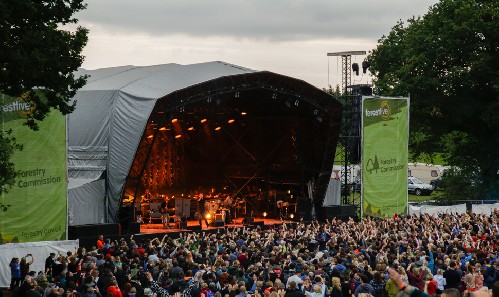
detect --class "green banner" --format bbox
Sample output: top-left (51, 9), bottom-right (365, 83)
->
top-left (1, 95), bottom-right (67, 243)
top-left (362, 97), bottom-right (408, 217)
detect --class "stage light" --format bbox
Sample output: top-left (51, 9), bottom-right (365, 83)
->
top-left (289, 213), bottom-right (295, 219)
top-left (205, 213), bottom-right (212, 219)
top-left (201, 118), bottom-right (207, 123)
top-left (228, 119), bottom-right (235, 124)
top-left (159, 127), bottom-right (167, 131)
top-left (147, 135), bottom-right (153, 139)
top-left (263, 212), bottom-right (267, 217)
top-left (175, 134), bottom-right (182, 139)
top-left (294, 100), bottom-right (300, 106)
top-left (235, 92), bottom-right (240, 98)
top-left (241, 112), bottom-right (247, 116)
top-left (171, 118), bottom-right (178, 123)
top-left (188, 127), bottom-right (195, 131)
top-left (215, 126), bottom-right (221, 131)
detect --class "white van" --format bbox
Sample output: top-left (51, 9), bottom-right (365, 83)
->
top-left (407, 163), bottom-right (447, 183)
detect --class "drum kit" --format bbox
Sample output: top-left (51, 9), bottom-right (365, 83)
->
top-left (204, 197), bottom-right (232, 224)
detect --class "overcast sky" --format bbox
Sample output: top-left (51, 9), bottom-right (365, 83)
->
top-left (76, 0), bottom-right (438, 88)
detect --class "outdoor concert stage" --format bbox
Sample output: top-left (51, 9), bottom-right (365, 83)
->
top-left (70, 218), bottom-right (292, 248)
top-left (138, 217), bottom-right (288, 235)
top-left (128, 217), bottom-right (291, 245)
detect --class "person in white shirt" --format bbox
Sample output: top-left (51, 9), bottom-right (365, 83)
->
top-left (287, 269), bottom-right (303, 289)
top-left (433, 269), bottom-right (447, 293)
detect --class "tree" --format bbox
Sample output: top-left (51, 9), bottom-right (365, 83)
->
top-left (0, 127), bottom-right (22, 196)
top-left (0, 0), bottom-right (88, 192)
top-left (368, 0), bottom-right (499, 199)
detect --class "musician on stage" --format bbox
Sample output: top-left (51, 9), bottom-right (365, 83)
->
top-left (223, 195), bottom-right (234, 223)
top-left (160, 196), bottom-right (170, 228)
top-left (196, 193), bottom-right (209, 228)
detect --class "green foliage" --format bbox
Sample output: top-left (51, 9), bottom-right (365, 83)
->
top-left (368, 0), bottom-right (499, 199)
top-left (438, 167), bottom-right (481, 201)
top-left (323, 84), bottom-right (342, 96)
top-left (0, 0), bottom-right (89, 130)
top-left (0, 0), bottom-right (88, 194)
top-left (0, 127), bottom-right (23, 195)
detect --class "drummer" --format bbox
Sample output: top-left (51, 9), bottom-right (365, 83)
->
top-left (223, 195), bottom-right (233, 207)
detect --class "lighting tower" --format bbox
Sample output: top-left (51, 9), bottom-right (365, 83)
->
top-left (327, 51), bottom-right (366, 95)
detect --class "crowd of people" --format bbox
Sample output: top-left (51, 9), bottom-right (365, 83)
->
top-left (8, 210), bottom-right (499, 297)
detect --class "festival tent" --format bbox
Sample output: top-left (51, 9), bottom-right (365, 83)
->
top-left (68, 62), bottom-right (342, 225)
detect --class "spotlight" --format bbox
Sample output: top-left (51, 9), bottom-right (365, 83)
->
top-left (235, 92), bottom-right (240, 98)
top-left (147, 135), bottom-right (153, 139)
top-left (205, 213), bottom-right (212, 219)
top-left (228, 119), bottom-right (235, 124)
top-left (263, 212), bottom-right (267, 218)
top-left (175, 134), bottom-right (182, 139)
top-left (241, 112), bottom-right (247, 116)
top-left (289, 213), bottom-right (295, 219)
top-left (294, 100), bottom-right (299, 106)
top-left (200, 118), bottom-right (207, 123)
top-left (171, 118), bottom-right (178, 123)
top-left (188, 127), bottom-right (195, 131)
top-left (272, 93), bottom-right (277, 99)
top-left (215, 126), bottom-right (221, 131)
top-left (159, 127), bottom-right (169, 131)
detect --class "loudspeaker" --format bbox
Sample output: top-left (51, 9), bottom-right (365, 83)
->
top-left (128, 222), bottom-right (140, 234)
top-left (254, 221), bottom-right (265, 228)
top-left (243, 217), bottom-right (254, 225)
top-left (215, 214), bottom-right (224, 220)
top-left (118, 206), bottom-right (132, 229)
top-left (187, 225), bottom-right (202, 231)
top-left (298, 198), bottom-right (313, 221)
top-left (178, 221), bottom-right (187, 229)
top-left (213, 220), bottom-right (225, 227)
top-left (68, 223), bottom-right (120, 239)
top-left (325, 205), bottom-right (357, 221)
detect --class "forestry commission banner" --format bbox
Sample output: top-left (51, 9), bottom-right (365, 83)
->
top-left (1, 95), bottom-right (67, 243)
top-left (362, 97), bottom-right (408, 217)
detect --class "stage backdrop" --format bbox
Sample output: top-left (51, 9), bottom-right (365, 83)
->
top-left (1, 95), bottom-right (67, 243)
top-left (361, 97), bottom-right (409, 217)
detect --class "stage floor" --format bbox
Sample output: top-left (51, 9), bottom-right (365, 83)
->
top-left (139, 217), bottom-right (288, 234)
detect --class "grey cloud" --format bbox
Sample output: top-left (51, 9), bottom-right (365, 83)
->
top-left (76, 0), bottom-right (436, 41)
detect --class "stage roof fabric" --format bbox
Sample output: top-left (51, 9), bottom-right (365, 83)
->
top-left (68, 61), bottom-right (341, 224)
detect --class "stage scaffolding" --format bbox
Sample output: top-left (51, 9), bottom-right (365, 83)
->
top-left (335, 93), bottom-right (362, 218)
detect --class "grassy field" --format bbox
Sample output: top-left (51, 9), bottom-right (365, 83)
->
top-left (409, 189), bottom-right (445, 202)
